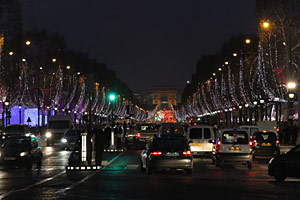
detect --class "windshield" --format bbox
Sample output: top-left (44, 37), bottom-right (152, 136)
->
top-left (254, 132), bottom-right (277, 143)
top-left (3, 126), bottom-right (25, 134)
top-left (222, 131), bottom-right (248, 144)
top-left (151, 138), bottom-right (188, 151)
top-left (1, 137), bottom-right (30, 148)
top-left (161, 126), bottom-right (184, 135)
top-left (137, 124), bottom-right (155, 131)
top-left (189, 128), bottom-right (202, 139)
top-left (65, 130), bottom-right (80, 136)
top-left (48, 121), bottom-right (70, 129)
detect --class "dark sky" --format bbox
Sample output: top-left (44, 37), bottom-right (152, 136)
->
top-left (19, 0), bottom-right (257, 94)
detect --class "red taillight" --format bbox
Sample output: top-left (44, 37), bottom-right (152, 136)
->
top-left (217, 140), bottom-right (221, 146)
top-left (253, 140), bottom-right (257, 147)
top-left (277, 128), bottom-right (279, 132)
top-left (152, 151), bottom-right (162, 156)
top-left (217, 140), bottom-right (221, 153)
top-left (183, 150), bottom-right (192, 156)
top-left (276, 140), bottom-right (280, 144)
top-left (136, 133), bottom-right (141, 138)
top-left (249, 141), bottom-right (253, 154)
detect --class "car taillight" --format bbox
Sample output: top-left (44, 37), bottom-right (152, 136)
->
top-left (183, 150), bottom-right (192, 156)
top-left (253, 140), bottom-right (257, 147)
top-left (249, 141), bottom-right (253, 154)
top-left (136, 133), bottom-right (141, 138)
top-left (217, 140), bottom-right (221, 146)
top-left (276, 140), bottom-right (280, 144)
top-left (217, 140), bottom-right (221, 153)
top-left (152, 151), bottom-right (162, 156)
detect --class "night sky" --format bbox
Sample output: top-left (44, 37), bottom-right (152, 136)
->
top-left (19, 0), bottom-right (257, 94)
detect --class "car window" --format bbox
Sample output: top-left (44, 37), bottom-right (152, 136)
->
top-left (222, 131), bottom-right (248, 144)
top-left (254, 132), bottom-right (277, 142)
top-left (204, 128), bottom-right (211, 139)
top-left (189, 128), bottom-right (202, 139)
top-left (250, 128), bottom-right (259, 136)
top-left (151, 138), bottom-right (188, 151)
top-left (161, 126), bottom-right (184, 135)
top-left (48, 121), bottom-right (70, 129)
top-left (1, 138), bottom-right (31, 148)
top-left (66, 130), bottom-right (79, 136)
top-left (3, 126), bottom-right (25, 134)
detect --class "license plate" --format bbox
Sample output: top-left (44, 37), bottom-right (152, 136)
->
top-left (230, 147), bottom-right (241, 151)
top-left (262, 143), bottom-right (271, 146)
top-left (166, 152), bottom-right (179, 157)
top-left (192, 143), bottom-right (202, 146)
top-left (4, 157), bottom-right (16, 161)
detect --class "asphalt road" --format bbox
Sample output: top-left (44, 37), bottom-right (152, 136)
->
top-left (0, 145), bottom-right (299, 200)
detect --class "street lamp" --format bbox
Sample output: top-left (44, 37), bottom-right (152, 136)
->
top-left (233, 53), bottom-right (238, 57)
top-left (4, 101), bottom-right (9, 126)
top-left (224, 61), bottom-right (229, 65)
top-left (52, 58), bottom-right (57, 63)
top-left (262, 21), bottom-right (270, 29)
top-left (287, 82), bottom-right (296, 89)
top-left (245, 38), bottom-right (251, 44)
top-left (18, 105), bottom-right (22, 124)
top-left (25, 40), bottom-right (31, 46)
top-left (218, 68), bottom-right (222, 71)
top-left (8, 51), bottom-right (13, 56)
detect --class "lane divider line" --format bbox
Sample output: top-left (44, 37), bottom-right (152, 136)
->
top-left (57, 151), bottom-right (125, 195)
top-left (0, 171), bottom-right (65, 199)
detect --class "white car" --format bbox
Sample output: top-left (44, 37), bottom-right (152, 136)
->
top-left (212, 128), bottom-right (253, 169)
top-left (186, 125), bottom-right (214, 155)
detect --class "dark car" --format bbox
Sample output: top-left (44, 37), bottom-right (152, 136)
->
top-left (0, 135), bottom-right (43, 170)
top-left (1, 124), bottom-right (31, 136)
top-left (60, 129), bottom-right (82, 150)
top-left (140, 133), bottom-right (193, 174)
top-left (268, 144), bottom-right (300, 181)
top-left (252, 131), bottom-right (280, 159)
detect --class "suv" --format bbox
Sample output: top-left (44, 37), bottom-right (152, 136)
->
top-left (212, 128), bottom-right (253, 169)
top-left (252, 131), bottom-right (280, 159)
top-left (186, 125), bottom-right (214, 155)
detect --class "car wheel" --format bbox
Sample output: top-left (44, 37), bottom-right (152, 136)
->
top-left (274, 166), bottom-right (286, 182)
top-left (26, 159), bottom-right (32, 170)
top-left (186, 169), bottom-right (193, 175)
top-left (146, 164), bottom-right (153, 175)
top-left (215, 158), bottom-right (220, 167)
top-left (247, 161), bottom-right (253, 169)
top-left (37, 158), bottom-right (42, 169)
top-left (212, 158), bottom-right (215, 165)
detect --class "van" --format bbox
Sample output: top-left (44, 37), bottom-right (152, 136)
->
top-left (186, 125), bottom-right (215, 155)
top-left (45, 115), bottom-right (74, 146)
top-left (239, 125), bottom-right (260, 139)
top-left (212, 128), bottom-right (253, 168)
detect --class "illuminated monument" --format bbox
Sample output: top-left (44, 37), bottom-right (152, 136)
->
top-left (152, 86), bottom-right (177, 110)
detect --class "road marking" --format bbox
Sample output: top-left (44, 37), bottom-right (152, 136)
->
top-left (57, 151), bottom-right (124, 194)
top-left (0, 171), bottom-right (65, 199)
top-left (127, 165), bottom-right (139, 170)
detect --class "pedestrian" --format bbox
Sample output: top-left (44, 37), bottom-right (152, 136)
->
top-left (117, 123), bottom-right (123, 149)
top-left (94, 126), bottom-right (105, 166)
top-left (104, 125), bottom-right (111, 149)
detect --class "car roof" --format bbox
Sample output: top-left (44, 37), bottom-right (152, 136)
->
top-left (220, 128), bottom-right (249, 132)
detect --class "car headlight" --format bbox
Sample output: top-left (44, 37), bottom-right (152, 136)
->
top-left (269, 157), bottom-right (275, 164)
top-left (61, 138), bottom-right (67, 143)
top-left (46, 132), bottom-right (52, 138)
top-left (20, 152), bottom-right (28, 157)
top-left (25, 133), bottom-right (31, 137)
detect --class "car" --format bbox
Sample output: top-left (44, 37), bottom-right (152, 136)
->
top-left (125, 123), bottom-right (157, 149)
top-left (158, 123), bottom-right (185, 137)
top-left (0, 135), bottom-right (43, 170)
top-left (1, 124), bottom-right (31, 136)
top-left (140, 133), bottom-right (193, 174)
top-left (239, 125), bottom-right (260, 139)
top-left (60, 129), bottom-right (82, 150)
top-left (186, 125), bottom-right (215, 155)
top-left (252, 131), bottom-right (280, 159)
top-left (268, 144), bottom-right (300, 181)
top-left (212, 128), bottom-right (253, 169)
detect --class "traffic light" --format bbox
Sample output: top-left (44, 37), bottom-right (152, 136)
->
top-left (108, 93), bottom-right (116, 101)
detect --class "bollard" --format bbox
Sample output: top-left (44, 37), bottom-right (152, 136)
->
top-left (109, 128), bottom-right (116, 149)
top-left (81, 132), bottom-right (88, 165)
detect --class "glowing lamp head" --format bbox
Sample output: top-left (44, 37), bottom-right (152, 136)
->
top-left (25, 41), bottom-right (31, 46)
top-left (109, 94), bottom-right (116, 101)
top-left (245, 39), bottom-right (251, 44)
top-left (262, 22), bottom-right (270, 29)
top-left (287, 82), bottom-right (296, 89)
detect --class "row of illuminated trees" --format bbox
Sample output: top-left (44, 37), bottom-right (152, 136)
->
top-left (0, 33), bottom-right (150, 127)
top-left (176, 16), bottom-right (300, 126)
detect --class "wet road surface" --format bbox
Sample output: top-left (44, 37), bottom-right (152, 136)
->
top-left (1, 146), bottom-right (299, 200)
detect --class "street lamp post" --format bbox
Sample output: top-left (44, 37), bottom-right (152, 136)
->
top-left (4, 101), bottom-right (9, 126)
top-left (18, 105), bottom-right (22, 124)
